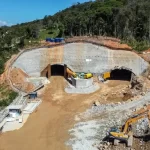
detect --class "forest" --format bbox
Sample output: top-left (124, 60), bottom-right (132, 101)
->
top-left (0, 0), bottom-right (150, 74)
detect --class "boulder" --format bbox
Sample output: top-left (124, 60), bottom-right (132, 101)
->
top-left (94, 101), bottom-right (101, 106)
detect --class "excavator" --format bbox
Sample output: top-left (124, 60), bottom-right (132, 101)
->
top-left (66, 68), bottom-right (93, 79)
top-left (109, 109), bottom-right (150, 147)
top-left (66, 68), bottom-right (77, 78)
top-left (84, 73), bottom-right (93, 79)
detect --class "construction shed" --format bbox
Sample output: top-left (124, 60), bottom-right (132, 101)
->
top-left (7, 105), bottom-right (23, 118)
top-left (28, 92), bottom-right (37, 99)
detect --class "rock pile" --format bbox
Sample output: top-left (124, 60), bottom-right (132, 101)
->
top-left (130, 76), bottom-right (149, 97)
top-left (131, 76), bottom-right (143, 91)
top-left (132, 118), bottom-right (150, 137)
top-left (97, 141), bottom-right (111, 150)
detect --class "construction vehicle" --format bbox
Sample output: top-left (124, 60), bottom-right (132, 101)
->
top-left (66, 68), bottom-right (77, 78)
top-left (67, 68), bottom-right (93, 79)
top-left (84, 73), bottom-right (93, 79)
top-left (103, 72), bottom-right (110, 80)
top-left (109, 110), bottom-right (150, 147)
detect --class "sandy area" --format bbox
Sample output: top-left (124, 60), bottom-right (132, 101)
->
top-left (0, 77), bottom-right (130, 150)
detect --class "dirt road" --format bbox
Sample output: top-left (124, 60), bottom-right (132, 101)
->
top-left (0, 77), bottom-right (97, 150)
top-left (0, 77), bottom-right (131, 150)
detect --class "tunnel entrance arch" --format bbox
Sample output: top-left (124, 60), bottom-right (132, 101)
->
top-left (41, 64), bottom-right (69, 78)
top-left (110, 68), bottom-right (133, 81)
top-left (51, 64), bottom-right (65, 76)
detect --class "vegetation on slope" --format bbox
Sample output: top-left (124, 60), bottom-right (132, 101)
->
top-left (0, 0), bottom-right (150, 74)
top-left (0, 84), bottom-right (18, 108)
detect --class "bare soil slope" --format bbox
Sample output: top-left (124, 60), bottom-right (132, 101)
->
top-left (10, 68), bottom-right (35, 93)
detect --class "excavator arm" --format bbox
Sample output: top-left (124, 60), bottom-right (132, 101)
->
top-left (110, 111), bottom-right (149, 139)
top-left (109, 109), bottom-right (150, 147)
top-left (67, 68), bottom-right (93, 79)
top-left (123, 115), bottom-right (145, 134)
top-left (66, 68), bottom-right (77, 78)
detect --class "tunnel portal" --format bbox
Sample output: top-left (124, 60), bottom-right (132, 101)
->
top-left (110, 69), bottom-right (132, 81)
top-left (51, 64), bottom-right (65, 76)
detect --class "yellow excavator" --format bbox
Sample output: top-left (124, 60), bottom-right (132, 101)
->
top-left (66, 68), bottom-right (93, 79)
top-left (66, 68), bottom-right (77, 78)
top-left (84, 73), bottom-right (93, 79)
top-left (109, 110), bottom-right (150, 147)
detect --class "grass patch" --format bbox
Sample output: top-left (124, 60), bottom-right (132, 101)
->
top-left (123, 40), bottom-right (150, 52)
top-left (39, 29), bottom-right (59, 40)
top-left (0, 84), bottom-right (18, 107)
top-left (24, 39), bottom-right (39, 46)
top-left (130, 41), bottom-right (149, 52)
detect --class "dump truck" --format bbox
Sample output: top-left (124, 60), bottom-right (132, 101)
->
top-left (109, 110), bottom-right (150, 147)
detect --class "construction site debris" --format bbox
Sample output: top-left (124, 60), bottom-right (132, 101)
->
top-left (93, 101), bottom-right (101, 106)
top-left (1, 38), bottom-right (150, 150)
top-left (67, 90), bottom-right (150, 149)
top-left (97, 141), bottom-right (111, 150)
top-left (133, 118), bottom-right (150, 137)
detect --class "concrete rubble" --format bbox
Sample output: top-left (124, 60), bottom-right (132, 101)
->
top-left (133, 118), bottom-right (150, 137)
top-left (66, 110), bottom-right (129, 150)
top-left (67, 92), bottom-right (150, 150)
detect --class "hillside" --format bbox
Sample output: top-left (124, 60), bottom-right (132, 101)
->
top-left (1, 1), bottom-right (150, 149)
top-left (0, 0), bottom-right (150, 74)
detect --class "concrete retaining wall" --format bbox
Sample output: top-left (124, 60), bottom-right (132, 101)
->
top-left (41, 64), bottom-right (51, 78)
top-left (12, 43), bottom-right (149, 77)
top-left (71, 77), bottom-right (93, 88)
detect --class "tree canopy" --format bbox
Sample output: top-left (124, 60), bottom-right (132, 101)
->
top-left (0, 0), bottom-right (150, 73)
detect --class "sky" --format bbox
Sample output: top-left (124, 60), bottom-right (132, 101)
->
top-left (0, 0), bottom-right (89, 26)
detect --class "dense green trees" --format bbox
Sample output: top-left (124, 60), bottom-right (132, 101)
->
top-left (53, 0), bottom-right (150, 47)
top-left (1, 0), bottom-right (150, 47)
top-left (0, 91), bottom-right (18, 107)
top-left (0, 0), bottom-right (150, 75)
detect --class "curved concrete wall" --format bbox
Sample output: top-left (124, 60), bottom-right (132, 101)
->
top-left (12, 43), bottom-right (149, 77)
top-left (71, 77), bottom-right (93, 88)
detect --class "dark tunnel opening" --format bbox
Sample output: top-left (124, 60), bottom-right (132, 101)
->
top-left (51, 64), bottom-right (64, 76)
top-left (110, 69), bottom-right (132, 81)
